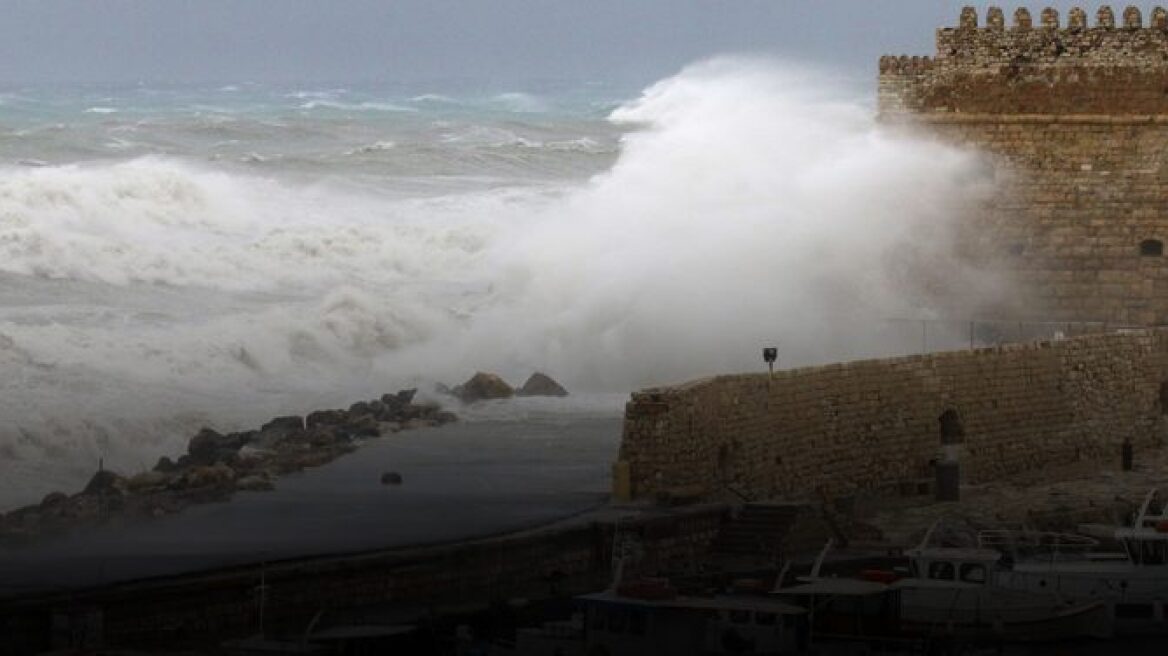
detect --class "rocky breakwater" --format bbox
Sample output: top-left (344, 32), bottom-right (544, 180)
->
top-left (0, 388), bottom-right (457, 545)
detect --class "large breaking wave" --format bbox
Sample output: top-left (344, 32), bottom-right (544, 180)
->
top-left (0, 59), bottom-right (1003, 507)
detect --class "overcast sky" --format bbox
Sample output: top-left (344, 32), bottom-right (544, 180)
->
top-left (0, 2), bottom-right (1156, 88)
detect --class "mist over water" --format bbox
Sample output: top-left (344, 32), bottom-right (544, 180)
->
top-left (0, 59), bottom-right (1003, 508)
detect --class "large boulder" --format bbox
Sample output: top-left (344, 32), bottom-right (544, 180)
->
top-left (40, 491), bottom-right (68, 509)
top-left (305, 409), bottom-right (348, 428)
top-left (236, 444), bottom-right (270, 463)
top-left (180, 463), bottom-right (236, 490)
top-left (516, 372), bottom-right (568, 397)
top-left (261, 416), bottom-right (303, 433)
top-left (83, 470), bottom-right (128, 496)
top-left (236, 474), bottom-right (275, 492)
top-left (127, 471), bottom-right (170, 493)
top-left (339, 414), bottom-right (380, 438)
top-left (454, 372), bottom-right (514, 403)
top-left (304, 426), bottom-right (344, 447)
top-left (187, 428), bottom-right (244, 465)
top-left (378, 389), bottom-right (417, 417)
top-left (253, 417), bottom-right (304, 449)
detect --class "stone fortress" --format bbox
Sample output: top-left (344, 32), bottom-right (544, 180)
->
top-left (883, 5), bottom-right (1168, 326)
top-left (615, 6), bottom-right (1168, 504)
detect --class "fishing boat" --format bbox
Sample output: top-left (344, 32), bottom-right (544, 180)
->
top-left (986, 488), bottom-right (1168, 635)
top-left (773, 535), bottom-right (1112, 646)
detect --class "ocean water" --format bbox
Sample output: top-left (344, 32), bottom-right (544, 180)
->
top-left (0, 60), bottom-right (1002, 509)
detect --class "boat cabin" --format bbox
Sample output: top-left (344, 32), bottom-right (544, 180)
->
top-left (904, 547), bottom-right (1001, 586)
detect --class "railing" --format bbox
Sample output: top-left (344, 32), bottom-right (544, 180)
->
top-left (880, 317), bottom-right (1142, 355)
top-left (977, 528), bottom-right (1098, 553)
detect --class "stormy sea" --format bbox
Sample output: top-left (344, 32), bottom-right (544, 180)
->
top-left (0, 60), bottom-right (998, 512)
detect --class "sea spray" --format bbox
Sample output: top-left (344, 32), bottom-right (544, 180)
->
top-left (388, 58), bottom-right (1004, 389)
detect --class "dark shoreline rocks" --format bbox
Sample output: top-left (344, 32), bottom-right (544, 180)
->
top-left (0, 388), bottom-right (457, 546)
top-left (452, 372), bottom-right (514, 403)
top-left (448, 371), bottom-right (569, 403)
top-left (517, 372), bottom-right (569, 398)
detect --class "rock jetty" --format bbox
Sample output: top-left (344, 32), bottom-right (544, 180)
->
top-left (0, 388), bottom-right (456, 545)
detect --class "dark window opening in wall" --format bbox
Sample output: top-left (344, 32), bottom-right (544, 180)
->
top-left (939, 409), bottom-right (965, 445)
top-left (1160, 381), bottom-right (1168, 415)
top-left (1141, 239), bottom-right (1164, 257)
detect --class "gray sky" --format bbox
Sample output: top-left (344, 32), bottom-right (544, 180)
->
top-left (0, 2), bottom-right (1156, 88)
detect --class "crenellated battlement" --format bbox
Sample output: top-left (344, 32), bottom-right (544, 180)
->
top-left (949, 5), bottom-right (1165, 32)
top-left (934, 5), bottom-right (1168, 66)
top-left (880, 6), bottom-right (1168, 115)
top-left (877, 55), bottom-right (935, 75)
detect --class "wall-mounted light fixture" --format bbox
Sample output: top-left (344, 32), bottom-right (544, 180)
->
top-left (763, 347), bottom-right (778, 377)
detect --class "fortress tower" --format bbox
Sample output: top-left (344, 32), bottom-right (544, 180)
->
top-left (881, 5), bottom-right (1168, 325)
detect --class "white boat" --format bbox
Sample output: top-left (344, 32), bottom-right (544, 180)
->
top-left (773, 536), bottom-right (1112, 644)
top-left (986, 488), bottom-right (1168, 635)
top-left (894, 541), bottom-right (1112, 640)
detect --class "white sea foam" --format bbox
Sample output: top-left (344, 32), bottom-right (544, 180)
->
top-left (489, 92), bottom-right (549, 113)
top-left (408, 93), bottom-right (457, 104)
top-left (286, 89), bottom-right (348, 100)
top-left (103, 137), bottom-right (142, 151)
top-left (0, 59), bottom-right (1007, 508)
top-left (344, 140), bottom-right (397, 155)
top-left (299, 100), bottom-right (416, 113)
top-left (536, 137), bottom-right (611, 153)
top-left (440, 124), bottom-right (532, 147)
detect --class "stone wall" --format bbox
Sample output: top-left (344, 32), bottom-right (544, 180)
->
top-left (0, 505), bottom-right (725, 654)
top-left (880, 6), bottom-right (1168, 324)
top-left (617, 330), bottom-right (1168, 501)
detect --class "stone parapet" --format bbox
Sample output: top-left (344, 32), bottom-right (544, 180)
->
top-left (618, 330), bottom-right (1168, 502)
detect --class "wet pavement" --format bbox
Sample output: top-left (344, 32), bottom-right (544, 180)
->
top-left (0, 413), bottom-right (620, 596)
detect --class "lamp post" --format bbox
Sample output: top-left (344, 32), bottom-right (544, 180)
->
top-left (763, 347), bottom-right (778, 378)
